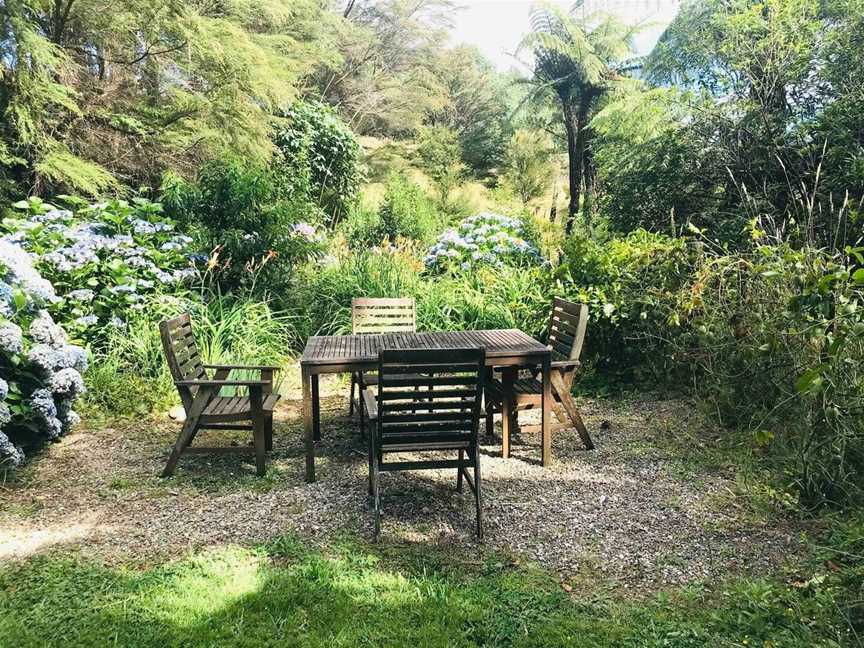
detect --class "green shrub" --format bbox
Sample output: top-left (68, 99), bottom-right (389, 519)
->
top-left (160, 158), bottom-right (323, 295)
top-left (555, 229), bottom-right (694, 383)
top-left (3, 196), bottom-right (197, 346)
top-left (671, 242), bottom-right (864, 506)
top-left (272, 100), bottom-right (362, 224)
top-left (342, 174), bottom-right (442, 248)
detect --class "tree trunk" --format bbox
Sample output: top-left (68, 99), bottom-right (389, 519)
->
top-left (581, 127), bottom-right (595, 228)
top-left (562, 101), bottom-right (581, 235)
top-left (573, 97), bottom-right (592, 232)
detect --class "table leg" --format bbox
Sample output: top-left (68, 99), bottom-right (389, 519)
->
top-left (312, 374), bottom-right (321, 442)
top-left (541, 355), bottom-right (552, 467)
top-left (501, 367), bottom-right (516, 459)
top-left (302, 365), bottom-right (315, 482)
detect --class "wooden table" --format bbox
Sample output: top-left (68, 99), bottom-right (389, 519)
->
top-left (299, 329), bottom-right (552, 482)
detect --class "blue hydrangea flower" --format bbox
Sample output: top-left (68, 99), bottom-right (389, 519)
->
top-left (0, 431), bottom-right (24, 467)
top-left (0, 240), bottom-right (58, 305)
top-left (30, 388), bottom-right (57, 421)
top-left (30, 311), bottom-right (66, 346)
top-left (0, 322), bottom-right (24, 355)
top-left (67, 289), bottom-right (95, 302)
top-left (28, 343), bottom-right (58, 375)
top-left (50, 368), bottom-right (85, 398)
top-left (0, 378), bottom-right (8, 401)
top-left (75, 314), bottom-right (99, 327)
top-left (0, 402), bottom-right (10, 427)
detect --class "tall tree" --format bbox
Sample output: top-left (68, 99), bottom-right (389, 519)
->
top-left (518, 3), bottom-right (636, 233)
top-left (0, 0), bottom-right (336, 197)
top-left (317, 0), bottom-right (455, 135)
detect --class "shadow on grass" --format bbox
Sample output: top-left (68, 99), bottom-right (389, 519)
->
top-left (1, 527), bottom-right (860, 648)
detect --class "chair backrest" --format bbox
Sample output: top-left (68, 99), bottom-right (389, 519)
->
top-left (375, 347), bottom-right (485, 454)
top-left (546, 298), bottom-right (589, 366)
top-left (159, 313), bottom-right (207, 410)
top-left (352, 297), bottom-right (416, 334)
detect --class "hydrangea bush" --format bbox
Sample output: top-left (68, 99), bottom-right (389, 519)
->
top-left (3, 197), bottom-right (198, 343)
top-left (0, 240), bottom-right (86, 468)
top-left (424, 212), bottom-right (545, 274)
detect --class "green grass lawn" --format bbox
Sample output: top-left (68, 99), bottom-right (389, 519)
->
top-left (1, 520), bottom-right (862, 648)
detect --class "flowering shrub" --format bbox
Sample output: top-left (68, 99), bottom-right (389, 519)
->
top-left (2, 197), bottom-right (198, 343)
top-left (0, 240), bottom-right (85, 468)
top-left (424, 212), bottom-right (544, 273)
top-left (160, 158), bottom-right (325, 294)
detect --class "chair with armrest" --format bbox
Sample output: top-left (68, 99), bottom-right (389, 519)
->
top-left (484, 298), bottom-right (594, 456)
top-left (159, 313), bottom-right (280, 477)
top-left (361, 347), bottom-right (486, 541)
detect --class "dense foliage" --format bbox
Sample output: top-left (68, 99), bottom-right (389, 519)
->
top-left (595, 0), bottom-right (864, 246)
top-left (2, 197), bottom-right (197, 344)
top-left (272, 100), bottom-right (363, 224)
top-left (160, 158), bottom-right (322, 294)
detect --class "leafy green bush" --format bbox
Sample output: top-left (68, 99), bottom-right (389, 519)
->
top-left (2, 196), bottom-right (197, 346)
top-left (671, 242), bottom-right (864, 506)
top-left (272, 100), bottom-right (362, 223)
top-left (416, 126), bottom-right (464, 204)
top-left (424, 212), bottom-right (545, 274)
top-left (160, 158), bottom-right (323, 294)
top-left (83, 295), bottom-right (296, 417)
top-left (0, 240), bottom-right (85, 467)
top-left (555, 229), bottom-right (693, 383)
top-left (290, 240), bottom-right (550, 342)
top-left (342, 174), bottom-right (442, 248)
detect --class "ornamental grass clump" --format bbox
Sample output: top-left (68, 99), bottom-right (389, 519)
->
top-left (424, 212), bottom-right (544, 274)
top-left (2, 197), bottom-right (198, 345)
top-left (0, 240), bottom-right (86, 468)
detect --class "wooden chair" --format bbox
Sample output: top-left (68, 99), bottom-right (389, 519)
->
top-left (348, 297), bottom-right (416, 419)
top-left (159, 313), bottom-right (280, 477)
top-left (485, 298), bottom-right (594, 455)
top-left (361, 347), bottom-right (486, 541)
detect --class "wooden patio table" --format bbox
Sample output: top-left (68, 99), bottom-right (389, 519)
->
top-left (299, 329), bottom-right (552, 482)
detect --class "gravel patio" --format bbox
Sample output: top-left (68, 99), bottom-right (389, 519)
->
top-left (0, 368), bottom-right (803, 593)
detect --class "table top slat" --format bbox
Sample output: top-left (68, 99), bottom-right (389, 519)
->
top-left (301, 329), bottom-right (549, 367)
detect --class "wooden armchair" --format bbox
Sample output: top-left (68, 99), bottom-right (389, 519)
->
top-left (159, 313), bottom-right (280, 477)
top-left (348, 297), bottom-right (416, 420)
top-left (485, 298), bottom-right (594, 456)
top-left (361, 347), bottom-right (486, 541)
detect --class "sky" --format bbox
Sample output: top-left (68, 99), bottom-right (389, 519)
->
top-left (447, 0), bottom-right (681, 72)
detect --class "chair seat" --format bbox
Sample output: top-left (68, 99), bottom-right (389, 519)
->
top-left (201, 393), bottom-right (280, 421)
top-left (485, 377), bottom-right (545, 405)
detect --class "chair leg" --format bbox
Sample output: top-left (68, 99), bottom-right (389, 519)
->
top-left (162, 417), bottom-right (198, 477)
top-left (372, 451), bottom-right (381, 542)
top-left (457, 448), bottom-right (464, 493)
top-left (349, 373), bottom-right (356, 417)
top-left (253, 416), bottom-right (266, 477)
top-left (485, 406), bottom-right (495, 438)
top-left (367, 418), bottom-right (374, 498)
top-left (473, 448), bottom-right (483, 540)
top-left (265, 413), bottom-right (273, 451)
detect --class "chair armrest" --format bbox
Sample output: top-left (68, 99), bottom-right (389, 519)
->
top-left (362, 388), bottom-right (379, 421)
top-left (551, 359), bottom-right (581, 371)
top-left (174, 379), bottom-right (270, 388)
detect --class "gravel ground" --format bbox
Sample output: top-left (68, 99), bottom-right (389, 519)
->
top-left (0, 368), bottom-right (803, 592)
